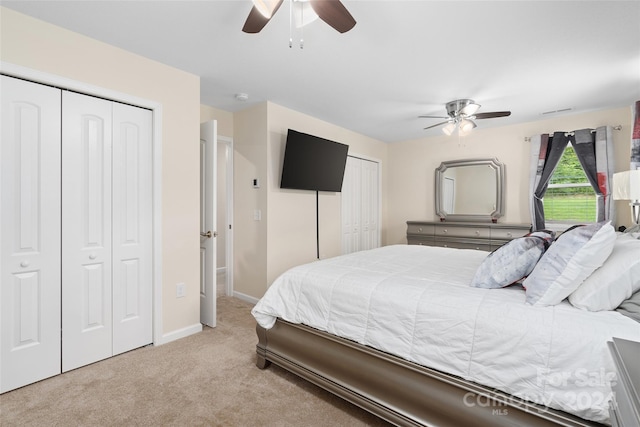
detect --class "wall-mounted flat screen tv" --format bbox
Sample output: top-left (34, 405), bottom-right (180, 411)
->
top-left (280, 129), bottom-right (349, 192)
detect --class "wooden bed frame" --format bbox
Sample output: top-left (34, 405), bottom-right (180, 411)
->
top-left (256, 319), bottom-right (604, 427)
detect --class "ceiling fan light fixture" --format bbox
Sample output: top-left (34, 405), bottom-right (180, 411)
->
top-left (459, 118), bottom-right (477, 133)
top-left (459, 102), bottom-right (481, 117)
top-left (442, 122), bottom-right (457, 136)
top-left (294, 0), bottom-right (319, 27)
top-left (253, 0), bottom-right (281, 18)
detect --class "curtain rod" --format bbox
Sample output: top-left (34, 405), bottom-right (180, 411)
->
top-left (523, 125), bottom-right (622, 142)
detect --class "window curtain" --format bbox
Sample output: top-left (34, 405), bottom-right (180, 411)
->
top-left (570, 126), bottom-right (615, 223)
top-left (528, 132), bottom-right (569, 230)
top-left (632, 100), bottom-right (640, 170)
top-left (528, 127), bottom-right (615, 230)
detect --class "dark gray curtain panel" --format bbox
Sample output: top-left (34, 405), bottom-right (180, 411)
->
top-left (632, 100), bottom-right (640, 170)
top-left (528, 127), bottom-right (614, 230)
top-left (528, 132), bottom-right (569, 230)
top-left (571, 127), bottom-right (615, 223)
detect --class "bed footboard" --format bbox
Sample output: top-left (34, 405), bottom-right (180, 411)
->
top-left (256, 319), bottom-right (603, 427)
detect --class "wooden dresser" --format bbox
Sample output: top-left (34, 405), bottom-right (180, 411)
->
top-left (406, 221), bottom-right (531, 251)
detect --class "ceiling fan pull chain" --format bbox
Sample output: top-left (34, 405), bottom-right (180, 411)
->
top-left (289, 0), bottom-right (293, 48)
top-left (299, 1), bottom-right (304, 49)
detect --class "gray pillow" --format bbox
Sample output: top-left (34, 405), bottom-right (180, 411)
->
top-left (470, 231), bottom-right (554, 289)
top-left (616, 291), bottom-right (640, 323)
top-left (523, 221), bottom-right (616, 306)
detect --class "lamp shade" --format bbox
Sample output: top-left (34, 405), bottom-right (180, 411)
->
top-left (253, 0), bottom-right (281, 18)
top-left (612, 170), bottom-right (640, 200)
top-left (459, 103), bottom-right (480, 117)
top-left (294, 1), bottom-right (319, 27)
top-left (458, 118), bottom-right (477, 133)
top-left (442, 122), bottom-right (456, 136)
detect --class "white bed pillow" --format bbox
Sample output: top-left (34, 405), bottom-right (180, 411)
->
top-left (523, 221), bottom-right (616, 306)
top-left (568, 233), bottom-right (640, 311)
top-left (470, 231), bottom-right (553, 289)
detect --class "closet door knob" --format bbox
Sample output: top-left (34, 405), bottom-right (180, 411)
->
top-left (89, 253), bottom-right (97, 260)
top-left (20, 260), bottom-right (30, 268)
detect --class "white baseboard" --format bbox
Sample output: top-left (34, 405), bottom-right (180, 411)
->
top-left (156, 323), bottom-right (202, 346)
top-left (233, 291), bottom-right (259, 305)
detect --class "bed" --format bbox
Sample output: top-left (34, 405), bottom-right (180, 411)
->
top-left (252, 240), bottom-right (640, 427)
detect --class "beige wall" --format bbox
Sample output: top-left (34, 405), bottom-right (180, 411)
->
top-left (232, 101), bottom-right (388, 299)
top-left (266, 102), bottom-right (388, 286)
top-left (233, 103), bottom-right (269, 298)
top-left (200, 104), bottom-right (234, 137)
top-left (1, 7), bottom-right (201, 335)
top-left (387, 107), bottom-right (634, 245)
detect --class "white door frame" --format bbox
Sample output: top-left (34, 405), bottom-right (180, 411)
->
top-left (0, 62), bottom-right (165, 346)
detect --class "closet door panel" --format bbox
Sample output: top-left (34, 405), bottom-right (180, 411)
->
top-left (62, 91), bottom-right (113, 372)
top-left (1, 76), bottom-right (62, 392)
top-left (361, 160), bottom-right (379, 251)
top-left (112, 103), bottom-right (153, 355)
top-left (341, 157), bottom-right (361, 254)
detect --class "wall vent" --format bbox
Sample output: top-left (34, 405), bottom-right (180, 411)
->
top-left (542, 107), bottom-right (573, 115)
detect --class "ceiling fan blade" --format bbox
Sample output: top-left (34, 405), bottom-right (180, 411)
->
top-left (242, 0), bottom-right (284, 33)
top-left (419, 115), bottom-right (448, 119)
top-left (309, 0), bottom-right (356, 33)
top-left (424, 121), bottom-right (450, 130)
top-left (474, 111), bottom-right (511, 120)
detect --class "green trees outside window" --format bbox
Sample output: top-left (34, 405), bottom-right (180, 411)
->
top-left (543, 146), bottom-right (596, 222)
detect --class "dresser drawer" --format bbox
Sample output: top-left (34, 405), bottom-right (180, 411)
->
top-left (433, 238), bottom-right (492, 252)
top-left (435, 225), bottom-right (490, 239)
top-left (491, 226), bottom-right (530, 240)
top-left (407, 236), bottom-right (436, 246)
top-left (407, 223), bottom-right (434, 235)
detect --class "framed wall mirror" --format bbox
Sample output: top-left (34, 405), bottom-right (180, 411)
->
top-left (435, 158), bottom-right (505, 222)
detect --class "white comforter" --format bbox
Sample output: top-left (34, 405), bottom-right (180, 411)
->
top-left (252, 245), bottom-right (640, 424)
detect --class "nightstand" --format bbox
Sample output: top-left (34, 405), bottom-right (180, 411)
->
top-left (608, 338), bottom-right (640, 427)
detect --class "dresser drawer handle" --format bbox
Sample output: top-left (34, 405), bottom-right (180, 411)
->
top-left (507, 232), bottom-right (513, 237)
top-left (475, 230), bottom-right (480, 235)
top-left (443, 229), bottom-right (447, 234)
top-left (418, 227), bottom-right (423, 232)
top-left (20, 260), bottom-right (30, 268)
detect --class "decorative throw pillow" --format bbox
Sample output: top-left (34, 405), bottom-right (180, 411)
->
top-left (470, 231), bottom-right (554, 289)
top-left (523, 221), bottom-right (616, 306)
top-left (616, 290), bottom-right (640, 322)
top-left (568, 233), bottom-right (640, 311)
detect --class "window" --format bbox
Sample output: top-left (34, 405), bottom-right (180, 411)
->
top-left (543, 145), bottom-right (596, 224)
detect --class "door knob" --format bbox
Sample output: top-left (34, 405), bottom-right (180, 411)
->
top-left (200, 231), bottom-right (212, 238)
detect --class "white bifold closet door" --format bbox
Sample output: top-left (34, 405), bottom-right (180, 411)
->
top-left (1, 76), bottom-right (152, 391)
top-left (0, 76), bottom-right (62, 392)
top-left (62, 91), bottom-right (152, 372)
top-left (341, 156), bottom-right (380, 255)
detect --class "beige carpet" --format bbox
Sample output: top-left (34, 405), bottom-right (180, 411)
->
top-left (0, 297), bottom-right (391, 426)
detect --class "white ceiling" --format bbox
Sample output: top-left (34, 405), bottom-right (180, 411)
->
top-left (4, 0), bottom-right (639, 143)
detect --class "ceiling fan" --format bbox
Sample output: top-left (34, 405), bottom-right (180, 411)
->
top-left (242, 0), bottom-right (356, 34)
top-left (420, 99), bottom-right (511, 135)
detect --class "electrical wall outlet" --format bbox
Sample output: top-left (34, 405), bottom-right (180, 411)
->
top-left (176, 282), bottom-right (186, 298)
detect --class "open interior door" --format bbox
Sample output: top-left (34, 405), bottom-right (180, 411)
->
top-left (200, 121), bottom-right (217, 327)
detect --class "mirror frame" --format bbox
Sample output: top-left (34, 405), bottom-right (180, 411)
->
top-left (435, 158), bottom-right (505, 222)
